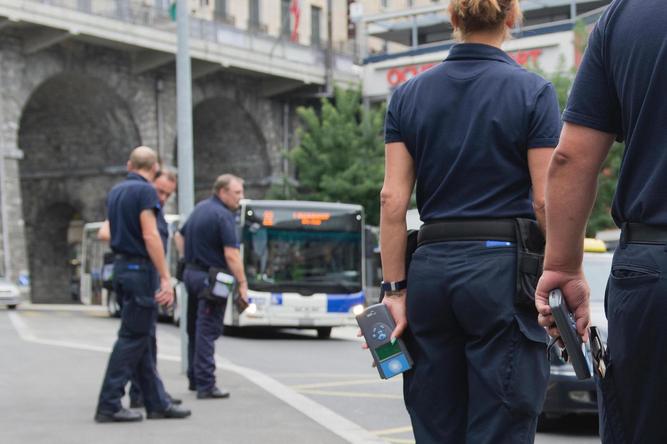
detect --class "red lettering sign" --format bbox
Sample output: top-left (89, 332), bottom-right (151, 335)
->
top-left (386, 63), bottom-right (436, 88)
top-left (508, 48), bottom-right (544, 66)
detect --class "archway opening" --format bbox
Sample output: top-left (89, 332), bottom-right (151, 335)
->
top-left (18, 73), bottom-right (141, 303)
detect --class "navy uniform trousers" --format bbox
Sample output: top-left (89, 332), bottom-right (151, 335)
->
top-left (598, 242), bottom-right (667, 444)
top-left (402, 241), bottom-right (549, 444)
top-left (96, 259), bottom-right (170, 414)
top-left (183, 268), bottom-right (227, 393)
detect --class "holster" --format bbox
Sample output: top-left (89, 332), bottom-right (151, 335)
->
top-left (513, 218), bottom-right (545, 313)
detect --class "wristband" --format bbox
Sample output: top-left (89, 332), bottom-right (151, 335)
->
top-left (380, 279), bottom-right (407, 292)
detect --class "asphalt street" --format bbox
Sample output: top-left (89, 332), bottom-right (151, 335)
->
top-left (0, 305), bottom-right (601, 444)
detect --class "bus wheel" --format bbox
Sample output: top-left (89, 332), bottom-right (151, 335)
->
top-left (107, 292), bottom-right (121, 318)
top-left (316, 327), bottom-right (332, 339)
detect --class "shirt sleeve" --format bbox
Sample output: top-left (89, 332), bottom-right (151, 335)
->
top-left (562, 19), bottom-right (622, 138)
top-left (219, 213), bottom-right (240, 248)
top-left (138, 186), bottom-right (160, 213)
top-left (384, 89), bottom-right (403, 144)
top-left (526, 83), bottom-right (561, 149)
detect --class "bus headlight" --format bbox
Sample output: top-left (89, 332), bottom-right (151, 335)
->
top-left (246, 303), bottom-right (258, 315)
top-left (352, 304), bottom-right (364, 316)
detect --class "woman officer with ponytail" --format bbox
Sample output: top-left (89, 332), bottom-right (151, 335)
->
top-left (379, 1), bottom-right (560, 442)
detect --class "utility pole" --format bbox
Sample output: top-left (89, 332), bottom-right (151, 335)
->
top-left (570, 0), bottom-right (577, 22)
top-left (326, 0), bottom-right (334, 96)
top-left (176, 0), bottom-right (194, 374)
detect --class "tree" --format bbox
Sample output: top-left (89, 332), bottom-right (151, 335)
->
top-left (270, 88), bottom-right (386, 225)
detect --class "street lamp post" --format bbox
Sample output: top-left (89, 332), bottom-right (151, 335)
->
top-left (570, 0), bottom-right (577, 22)
top-left (176, 0), bottom-right (194, 374)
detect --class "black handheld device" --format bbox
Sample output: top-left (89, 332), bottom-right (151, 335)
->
top-left (548, 289), bottom-right (591, 380)
top-left (356, 303), bottom-right (413, 379)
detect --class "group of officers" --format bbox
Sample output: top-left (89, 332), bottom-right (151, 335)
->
top-left (93, 146), bottom-right (247, 422)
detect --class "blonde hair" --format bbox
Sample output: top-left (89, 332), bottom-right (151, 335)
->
top-left (449, 0), bottom-right (522, 40)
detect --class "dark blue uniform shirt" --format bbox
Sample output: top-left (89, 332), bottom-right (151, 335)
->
top-left (107, 172), bottom-right (161, 258)
top-left (563, 0), bottom-right (667, 226)
top-left (157, 208), bottom-right (169, 254)
top-left (385, 43), bottom-right (561, 222)
top-left (180, 196), bottom-right (239, 269)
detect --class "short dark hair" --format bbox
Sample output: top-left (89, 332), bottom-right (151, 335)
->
top-left (213, 174), bottom-right (244, 194)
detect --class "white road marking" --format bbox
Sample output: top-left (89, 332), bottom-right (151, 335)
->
top-left (297, 389), bottom-right (403, 400)
top-left (7, 311), bottom-right (388, 444)
top-left (291, 378), bottom-right (397, 389)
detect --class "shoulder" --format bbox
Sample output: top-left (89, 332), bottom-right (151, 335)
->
top-left (504, 63), bottom-right (553, 96)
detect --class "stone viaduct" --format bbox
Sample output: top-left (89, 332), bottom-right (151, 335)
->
top-left (0, 0), bottom-right (358, 303)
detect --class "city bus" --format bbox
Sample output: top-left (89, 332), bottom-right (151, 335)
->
top-left (231, 200), bottom-right (366, 338)
top-left (79, 200), bottom-right (367, 337)
top-left (79, 216), bottom-right (184, 324)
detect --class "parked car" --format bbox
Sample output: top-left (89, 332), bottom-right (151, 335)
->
top-left (541, 239), bottom-right (612, 418)
top-left (0, 278), bottom-right (22, 309)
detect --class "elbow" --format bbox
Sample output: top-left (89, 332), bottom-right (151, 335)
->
top-left (380, 188), bottom-right (408, 223)
top-left (532, 197), bottom-right (546, 215)
top-left (550, 149), bottom-right (575, 173)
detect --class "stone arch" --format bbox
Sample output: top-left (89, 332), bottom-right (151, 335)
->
top-left (18, 73), bottom-right (141, 302)
top-left (189, 97), bottom-right (272, 201)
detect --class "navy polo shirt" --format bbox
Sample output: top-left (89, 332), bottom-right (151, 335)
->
top-left (385, 43), bottom-right (561, 222)
top-left (157, 208), bottom-right (169, 254)
top-left (180, 196), bottom-right (239, 269)
top-left (563, 0), bottom-right (667, 226)
top-left (107, 172), bottom-right (161, 258)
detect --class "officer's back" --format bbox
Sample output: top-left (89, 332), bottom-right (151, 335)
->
top-left (183, 196), bottom-right (236, 269)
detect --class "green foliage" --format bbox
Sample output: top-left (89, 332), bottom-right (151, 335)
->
top-left (272, 88), bottom-right (386, 225)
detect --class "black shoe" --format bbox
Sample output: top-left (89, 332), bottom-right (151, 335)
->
top-left (188, 382), bottom-right (196, 392)
top-left (129, 398), bottom-right (144, 409)
top-left (95, 408), bottom-right (143, 423)
top-left (146, 405), bottom-right (191, 420)
top-left (197, 387), bottom-right (230, 399)
top-left (167, 394), bottom-right (182, 405)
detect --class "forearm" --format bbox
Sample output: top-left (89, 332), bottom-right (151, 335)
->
top-left (533, 201), bottom-right (547, 236)
top-left (145, 233), bottom-right (170, 279)
top-left (225, 250), bottom-right (247, 284)
top-left (544, 152), bottom-right (599, 271)
top-left (174, 232), bottom-right (185, 258)
top-left (380, 200), bottom-right (408, 282)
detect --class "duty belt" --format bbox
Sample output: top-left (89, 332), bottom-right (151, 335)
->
top-left (418, 219), bottom-right (517, 246)
top-left (622, 223), bottom-right (667, 244)
top-left (185, 263), bottom-right (209, 272)
top-left (114, 253), bottom-right (150, 263)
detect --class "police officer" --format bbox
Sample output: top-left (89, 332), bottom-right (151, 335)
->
top-left (175, 174), bottom-right (248, 399)
top-left (94, 146), bottom-right (190, 422)
top-left (535, 1), bottom-right (667, 442)
top-left (97, 167), bottom-right (181, 409)
top-left (379, 0), bottom-right (560, 442)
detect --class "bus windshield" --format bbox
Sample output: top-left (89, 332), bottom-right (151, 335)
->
top-left (243, 206), bottom-right (362, 294)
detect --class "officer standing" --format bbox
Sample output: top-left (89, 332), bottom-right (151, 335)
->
top-left (379, 0), bottom-right (560, 442)
top-left (97, 167), bottom-right (181, 409)
top-left (94, 146), bottom-right (190, 422)
top-left (175, 174), bottom-right (248, 399)
top-left (535, 1), bottom-right (667, 442)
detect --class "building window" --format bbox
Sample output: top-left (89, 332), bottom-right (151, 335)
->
top-left (281, 0), bottom-right (292, 38)
top-left (213, 0), bottom-right (226, 21)
top-left (249, 0), bottom-right (261, 30)
top-left (311, 6), bottom-right (321, 46)
top-left (381, 0), bottom-right (390, 9)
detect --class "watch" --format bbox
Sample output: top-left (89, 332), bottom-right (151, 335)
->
top-left (380, 279), bottom-right (407, 292)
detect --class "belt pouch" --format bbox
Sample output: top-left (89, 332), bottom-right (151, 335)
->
top-left (514, 218), bottom-right (545, 313)
top-left (198, 267), bottom-right (236, 305)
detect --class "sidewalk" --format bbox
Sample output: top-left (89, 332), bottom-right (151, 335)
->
top-left (0, 310), bottom-right (352, 444)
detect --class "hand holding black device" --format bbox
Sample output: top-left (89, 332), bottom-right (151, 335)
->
top-left (548, 289), bottom-right (591, 380)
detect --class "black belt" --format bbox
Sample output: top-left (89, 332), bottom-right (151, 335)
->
top-left (622, 223), bottom-right (667, 244)
top-left (186, 263), bottom-right (209, 272)
top-left (114, 253), bottom-right (150, 263)
top-left (418, 219), bottom-right (516, 246)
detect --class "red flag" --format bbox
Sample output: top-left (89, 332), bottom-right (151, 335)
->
top-left (290, 0), bottom-right (301, 42)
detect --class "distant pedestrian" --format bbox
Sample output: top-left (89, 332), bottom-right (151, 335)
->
top-left (94, 146), bottom-right (190, 422)
top-left (174, 174), bottom-right (248, 399)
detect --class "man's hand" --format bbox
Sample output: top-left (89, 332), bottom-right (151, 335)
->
top-left (535, 269), bottom-right (590, 342)
top-left (155, 277), bottom-right (174, 306)
top-left (238, 281), bottom-right (248, 302)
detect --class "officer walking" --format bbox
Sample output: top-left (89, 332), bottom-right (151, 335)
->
top-left (175, 174), bottom-right (248, 399)
top-left (535, 1), bottom-right (667, 442)
top-left (97, 167), bottom-right (181, 409)
top-left (94, 146), bottom-right (190, 422)
top-left (378, 0), bottom-right (560, 442)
